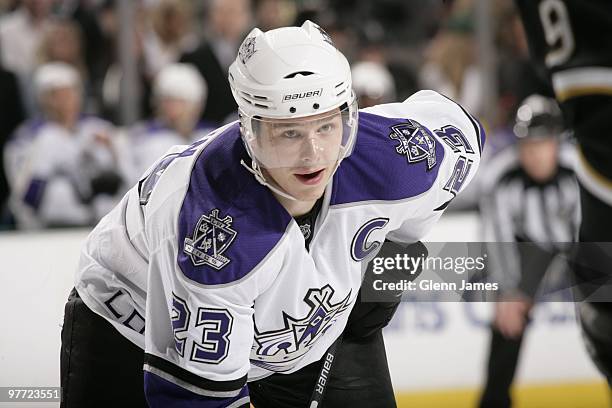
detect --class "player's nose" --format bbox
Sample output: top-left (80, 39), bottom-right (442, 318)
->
top-left (299, 135), bottom-right (323, 164)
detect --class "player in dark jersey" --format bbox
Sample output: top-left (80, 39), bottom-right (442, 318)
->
top-left (515, 0), bottom-right (612, 383)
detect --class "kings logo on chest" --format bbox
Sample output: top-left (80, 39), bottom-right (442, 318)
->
top-left (251, 285), bottom-right (352, 372)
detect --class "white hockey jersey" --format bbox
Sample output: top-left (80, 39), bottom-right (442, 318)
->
top-left (75, 90), bottom-right (485, 406)
top-left (5, 116), bottom-right (122, 229)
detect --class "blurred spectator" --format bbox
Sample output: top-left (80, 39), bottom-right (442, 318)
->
top-left (126, 63), bottom-right (211, 182)
top-left (253, 0), bottom-right (296, 31)
top-left (328, 0), bottom-right (440, 47)
top-left (38, 17), bottom-right (102, 114)
top-left (39, 18), bottom-right (84, 72)
top-left (351, 61), bottom-right (396, 108)
top-left (63, 0), bottom-right (112, 108)
top-left (180, 0), bottom-right (252, 125)
top-left (0, 0), bottom-right (19, 14)
top-left (0, 61), bottom-right (25, 228)
top-left (0, 0), bottom-right (54, 114)
top-left (418, 12), bottom-right (483, 118)
top-left (494, 2), bottom-right (552, 133)
top-left (142, 0), bottom-right (198, 78)
top-left (0, 0), bottom-right (53, 74)
top-left (478, 95), bottom-right (580, 408)
top-left (5, 62), bottom-right (124, 229)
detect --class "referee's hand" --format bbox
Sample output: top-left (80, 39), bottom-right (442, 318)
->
top-left (494, 297), bottom-right (532, 339)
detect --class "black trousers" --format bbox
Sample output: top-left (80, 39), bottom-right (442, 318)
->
top-left (249, 330), bottom-right (397, 408)
top-left (60, 288), bottom-right (148, 408)
top-left (61, 288), bottom-right (398, 408)
top-left (565, 96), bottom-right (612, 384)
top-left (478, 326), bottom-right (525, 408)
top-left (572, 186), bottom-right (612, 383)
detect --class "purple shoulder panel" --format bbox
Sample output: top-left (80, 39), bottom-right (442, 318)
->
top-left (331, 111), bottom-right (446, 205)
top-left (177, 124), bottom-right (291, 286)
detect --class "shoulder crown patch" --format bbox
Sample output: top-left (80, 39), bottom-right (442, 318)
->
top-left (389, 119), bottom-right (437, 171)
top-left (184, 209), bottom-right (237, 270)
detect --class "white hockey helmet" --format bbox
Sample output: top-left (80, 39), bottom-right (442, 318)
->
top-left (229, 20), bottom-right (354, 119)
top-left (34, 62), bottom-right (81, 99)
top-left (229, 21), bottom-right (358, 199)
top-left (351, 61), bottom-right (396, 102)
top-left (153, 63), bottom-right (207, 105)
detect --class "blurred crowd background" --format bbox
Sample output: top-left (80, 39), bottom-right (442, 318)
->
top-left (1, 1), bottom-right (603, 404)
top-left (0, 0), bottom-right (560, 230)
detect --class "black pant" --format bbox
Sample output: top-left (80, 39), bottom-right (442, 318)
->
top-left (565, 95), bottom-right (612, 384)
top-left (478, 326), bottom-right (525, 408)
top-left (60, 288), bottom-right (148, 408)
top-left (573, 186), bottom-right (612, 383)
top-left (249, 330), bottom-right (397, 408)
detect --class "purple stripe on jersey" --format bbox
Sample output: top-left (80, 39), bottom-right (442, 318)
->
top-left (26, 118), bottom-right (46, 133)
top-left (144, 371), bottom-right (249, 408)
top-left (442, 93), bottom-right (486, 156)
top-left (8, 118), bottom-right (45, 144)
top-left (23, 178), bottom-right (47, 210)
top-left (145, 119), bottom-right (170, 135)
top-left (331, 111), bottom-right (446, 205)
top-left (177, 123), bottom-right (292, 286)
top-left (478, 118), bottom-right (486, 153)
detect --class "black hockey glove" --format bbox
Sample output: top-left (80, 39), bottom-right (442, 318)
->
top-left (345, 240), bottom-right (428, 339)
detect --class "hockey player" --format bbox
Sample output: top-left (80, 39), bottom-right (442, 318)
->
top-left (351, 61), bottom-right (396, 108)
top-left (61, 21), bottom-right (485, 407)
top-left (4, 62), bottom-right (123, 229)
top-left (515, 0), bottom-right (612, 383)
top-left (127, 63), bottom-right (213, 182)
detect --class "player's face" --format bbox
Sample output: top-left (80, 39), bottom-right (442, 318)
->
top-left (519, 137), bottom-right (559, 182)
top-left (43, 86), bottom-right (81, 128)
top-left (257, 109), bottom-right (344, 202)
top-left (158, 97), bottom-right (201, 136)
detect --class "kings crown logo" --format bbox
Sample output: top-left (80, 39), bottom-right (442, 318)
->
top-left (250, 285), bottom-right (351, 372)
top-left (184, 209), bottom-right (237, 270)
top-left (389, 119), bottom-right (437, 170)
top-left (238, 35), bottom-right (257, 65)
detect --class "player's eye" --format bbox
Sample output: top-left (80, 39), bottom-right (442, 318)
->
top-left (281, 129), bottom-right (302, 139)
top-left (318, 122), bottom-right (335, 134)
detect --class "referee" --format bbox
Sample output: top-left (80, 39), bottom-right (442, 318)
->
top-left (478, 94), bottom-right (580, 408)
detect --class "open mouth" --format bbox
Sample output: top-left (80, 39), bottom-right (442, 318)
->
top-left (294, 168), bottom-right (325, 185)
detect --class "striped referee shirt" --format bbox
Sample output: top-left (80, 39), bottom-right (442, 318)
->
top-left (479, 143), bottom-right (580, 293)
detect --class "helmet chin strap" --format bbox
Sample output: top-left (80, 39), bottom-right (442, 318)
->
top-left (240, 146), bottom-right (349, 204)
top-left (240, 159), bottom-right (298, 201)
